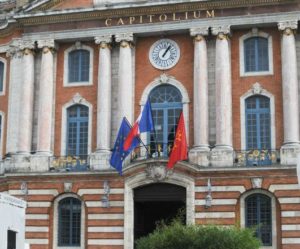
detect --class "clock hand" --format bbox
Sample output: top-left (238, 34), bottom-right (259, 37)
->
top-left (162, 45), bottom-right (171, 58)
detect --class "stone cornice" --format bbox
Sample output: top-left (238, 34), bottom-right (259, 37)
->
top-left (13, 0), bottom-right (298, 26)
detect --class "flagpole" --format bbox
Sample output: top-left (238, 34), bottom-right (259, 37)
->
top-left (124, 117), bottom-right (151, 157)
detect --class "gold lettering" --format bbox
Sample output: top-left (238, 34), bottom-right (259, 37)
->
top-left (139, 15), bottom-right (143, 24)
top-left (129, 16), bottom-right (135, 24)
top-left (193, 11), bottom-right (201, 19)
top-left (147, 14), bottom-right (155, 23)
top-left (159, 14), bottom-right (168, 22)
top-left (206, 10), bottom-right (215, 18)
top-left (172, 12), bottom-right (180, 21)
top-left (185, 11), bottom-right (189, 20)
top-left (105, 18), bottom-right (112, 26)
top-left (117, 18), bottom-right (125, 25)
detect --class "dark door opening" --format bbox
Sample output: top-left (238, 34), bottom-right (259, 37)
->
top-left (7, 230), bottom-right (16, 249)
top-left (134, 183), bottom-right (186, 243)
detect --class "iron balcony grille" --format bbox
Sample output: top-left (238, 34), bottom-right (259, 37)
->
top-left (234, 149), bottom-right (280, 167)
top-left (50, 155), bottom-right (89, 172)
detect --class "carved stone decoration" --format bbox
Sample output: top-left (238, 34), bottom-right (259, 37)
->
top-left (72, 93), bottom-right (85, 104)
top-left (159, 73), bottom-right (173, 84)
top-left (190, 27), bottom-right (209, 37)
top-left (278, 20), bottom-right (298, 31)
top-left (251, 177), bottom-right (263, 189)
top-left (146, 164), bottom-right (172, 182)
top-left (64, 182), bottom-right (73, 192)
top-left (74, 41), bottom-right (82, 49)
top-left (95, 35), bottom-right (112, 45)
top-left (37, 39), bottom-right (56, 50)
top-left (252, 82), bottom-right (263, 94)
top-left (115, 33), bottom-right (134, 43)
top-left (211, 25), bottom-right (231, 36)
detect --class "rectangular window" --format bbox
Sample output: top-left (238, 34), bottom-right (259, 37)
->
top-left (0, 62), bottom-right (4, 92)
top-left (7, 230), bottom-right (16, 249)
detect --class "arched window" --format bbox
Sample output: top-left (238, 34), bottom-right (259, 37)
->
top-left (149, 84), bottom-right (182, 156)
top-left (66, 105), bottom-right (89, 159)
top-left (246, 95), bottom-right (271, 150)
top-left (58, 197), bottom-right (81, 246)
top-left (245, 194), bottom-right (272, 246)
top-left (0, 61), bottom-right (4, 92)
top-left (68, 49), bottom-right (90, 83)
top-left (244, 37), bottom-right (269, 73)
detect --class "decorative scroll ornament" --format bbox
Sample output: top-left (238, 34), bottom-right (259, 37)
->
top-left (278, 20), bottom-right (298, 31)
top-left (252, 82), bottom-right (263, 94)
top-left (64, 182), bottom-right (73, 192)
top-left (159, 73), bottom-right (172, 84)
top-left (37, 39), bottom-right (56, 50)
top-left (190, 27), bottom-right (209, 37)
top-left (95, 35), bottom-right (112, 45)
top-left (115, 33), bottom-right (134, 43)
top-left (251, 177), bottom-right (263, 188)
top-left (146, 163), bottom-right (172, 182)
top-left (211, 25), bottom-right (231, 39)
top-left (72, 93), bottom-right (85, 104)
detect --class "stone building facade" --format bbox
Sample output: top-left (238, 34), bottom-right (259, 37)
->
top-left (0, 0), bottom-right (300, 248)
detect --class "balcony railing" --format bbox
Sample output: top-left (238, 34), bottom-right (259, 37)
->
top-left (234, 150), bottom-right (280, 167)
top-left (50, 155), bottom-right (89, 172)
top-left (130, 143), bottom-right (173, 161)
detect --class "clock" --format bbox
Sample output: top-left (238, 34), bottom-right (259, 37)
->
top-left (149, 39), bottom-right (180, 70)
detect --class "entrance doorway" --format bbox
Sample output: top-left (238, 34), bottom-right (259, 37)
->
top-left (134, 183), bottom-right (186, 242)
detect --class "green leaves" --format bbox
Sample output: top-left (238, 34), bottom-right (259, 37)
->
top-left (136, 220), bottom-right (261, 249)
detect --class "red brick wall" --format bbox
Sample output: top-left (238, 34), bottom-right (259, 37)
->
top-left (231, 28), bottom-right (283, 150)
top-left (50, 0), bottom-right (93, 10)
top-left (54, 42), bottom-right (98, 156)
top-left (135, 34), bottom-right (194, 146)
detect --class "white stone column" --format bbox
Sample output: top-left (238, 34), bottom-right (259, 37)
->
top-left (189, 27), bottom-right (210, 166)
top-left (278, 21), bottom-right (300, 165)
top-left (115, 33), bottom-right (135, 124)
top-left (18, 46), bottom-right (35, 155)
top-left (36, 40), bottom-right (55, 156)
top-left (90, 36), bottom-right (112, 171)
top-left (211, 26), bottom-right (233, 167)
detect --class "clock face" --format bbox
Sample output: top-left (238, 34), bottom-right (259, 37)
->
top-left (149, 39), bottom-right (180, 70)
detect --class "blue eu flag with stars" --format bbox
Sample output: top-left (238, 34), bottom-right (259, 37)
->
top-left (110, 117), bottom-right (139, 175)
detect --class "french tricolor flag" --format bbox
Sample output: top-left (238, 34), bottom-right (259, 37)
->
top-left (123, 99), bottom-right (154, 151)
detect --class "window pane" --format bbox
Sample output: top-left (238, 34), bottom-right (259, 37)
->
top-left (244, 37), bottom-right (269, 72)
top-left (58, 198), bottom-right (81, 246)
top-left (0, 62), bottom-right (4, 92)
top-left (68, 49), bottom-right (90, 83)
top-left (245, 194), bottom-right (272, 246)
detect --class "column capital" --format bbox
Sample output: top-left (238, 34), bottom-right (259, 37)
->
top-left (190, 27), bottom-right (209, 37)
top-left (95, 35), bottom-right (112, 49)
top-left (278, 20), bottom-right (298, 35)
top-left (115, 33), bottom-right (134, 48)
top-left (211, 25), bottom-right (231, 39)
top-left (37, 39), bottom-right (57, 51)
top-left (6, 39), bottom-right (35, 57)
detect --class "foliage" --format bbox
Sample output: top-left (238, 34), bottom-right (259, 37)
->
top-left (136, 220), bottom-right (261, 249)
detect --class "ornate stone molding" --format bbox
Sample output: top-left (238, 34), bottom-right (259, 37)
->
top-left (212, 25), bottom-right (231, 39)
top-left (64, 182), bottom-right (73, 192)
top-left (251, 82), bottom-right (263, 95)
top-left (72, 93), bottom-right (87, 104)
top-left (159, 73), bottom-right (173, 84)
top-left (6, 39), bottom-right (34, 57)
top-left (95, 35), bottom-right (112, 49)
top-left (37, 39), bottom-right (56, 50)
top-left (278, 20), bottom-right (298, 31)
top-left (145, 163), bottom-right (173, 182)
top-left (251, 177), bottom-right (263, 189)
top-left (115, 33), bottom-right (134, 43)
top-left (190, 27), bottom-right (209, 37)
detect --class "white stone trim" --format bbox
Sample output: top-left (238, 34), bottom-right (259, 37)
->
top-left (78, 188), bottom-right (124, 195)
top-left (240, 189), bottom-right (277, 249)
top-left (240, 83), bottom-right (276, 150)
top-left (124, 169), bottom-right (195, 249)
top-left (0, 57), bottom-right (7, 96)
top-left (239, 29), bottom-right (273, 77)
top-left (60, 94), bottom-right (93, 156)
top-left (26, 239), bottom-right (49, 244)
top-left (53, 193), bottom-right (85, 249)
top-left (195, 185), bottom-right (246, 193)
top-left (0, 111), bottom-right (4, 159)
top-left (195, 212), bottom-right (235, 219)
top-left (139, 74), bottom-right (190, 145)
top-left (88, 239), bottom-right (124, 245)
top-left (63, 43), bottom-right (94, 87)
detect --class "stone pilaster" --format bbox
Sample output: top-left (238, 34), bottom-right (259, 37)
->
top-left (115, 33), bottom-right (135, 125)
top-left (18, 45), bottom-right (35, 155)
top-left (211, 26), bottom-right (233, 167)
top-left (90, 35), bottom-right (112, 171)
top-left (189, 27), bottom-right (210, 166)
top-left (278, 21), bottom-right (300, 165)
top-left (36, 40), bottom-right (55, 159)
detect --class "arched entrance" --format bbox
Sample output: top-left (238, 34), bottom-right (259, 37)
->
top-left (134, 183), bottom-right (186, 241)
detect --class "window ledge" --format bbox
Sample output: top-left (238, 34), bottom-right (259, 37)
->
top-left (63, 81), bottom-right (93, 87)
top-left (240, 71), bottom-right (273, 77)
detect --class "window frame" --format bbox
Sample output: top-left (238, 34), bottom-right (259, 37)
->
top-left (239, 30), bottom-right (273, 77)
top-left (60, 94), bottom-right (92, 157)
top-left (240, 190), bottom-right (277, 249)
top-left (53, 194), bottom-right (85, 249)
top-left (0, 112), bottom-right (4, 160)
top-left (63, 44), bottom-right (93, 87)
top-left (0, 57), bottom-right (7, 95)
